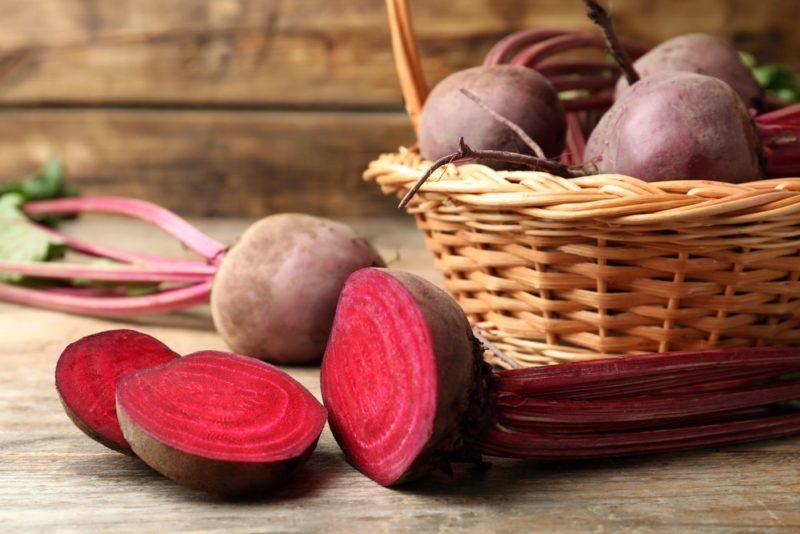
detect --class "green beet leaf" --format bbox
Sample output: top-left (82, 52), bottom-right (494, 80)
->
top-left (0, 194), bottom-right (65, 281)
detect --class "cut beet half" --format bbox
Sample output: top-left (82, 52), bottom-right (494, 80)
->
top-left (320, 268), bottom-right (491, 487)
top-left (55, 329), bottom-right (179, 453)
top-left (117, 351), bottom-right (327, 496)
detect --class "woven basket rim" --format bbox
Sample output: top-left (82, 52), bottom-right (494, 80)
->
top-left (366, 148), bottom-right (800, 224)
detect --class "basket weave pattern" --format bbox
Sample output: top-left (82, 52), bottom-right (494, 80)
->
top-left (376, 0), bottom-right (800, 367)
top-left (366, 148), bottom-right (800, 366)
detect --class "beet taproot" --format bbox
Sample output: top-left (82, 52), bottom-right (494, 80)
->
top-left (211, 213), bottom-right (385, 364)
top-left (320, 268), bottom-right (490, 486)
top-left (584, 72), bottom-right (763, 182)
top-left (117, 350), bottom-right (327, 496)
top-left (418, 65), bottom-right (567, 162)
top-left (55, 329), bottom-right (179, 453)
top-left (616, 33), bottom-right (764, 111)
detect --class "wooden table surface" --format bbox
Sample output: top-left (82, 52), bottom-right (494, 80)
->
top-left (2, 216), bottom-right (800, 533)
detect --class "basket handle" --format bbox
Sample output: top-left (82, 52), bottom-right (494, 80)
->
top-left (385, 0), bottom-right (428, 134)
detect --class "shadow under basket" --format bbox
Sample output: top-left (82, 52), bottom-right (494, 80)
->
top-left (372, 0), bottom-right (800, 367)
top-left (366, 148), bottom-right (800, 367)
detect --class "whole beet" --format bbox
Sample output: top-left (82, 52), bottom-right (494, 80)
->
top-left (585, 72), bottom-right (763, 183)
top-left (616, 34), bottom-right (763, 111)
top-left (419, 65), bottom-right (567, 161)
top-left (211, 214), bottom-right (384, 364)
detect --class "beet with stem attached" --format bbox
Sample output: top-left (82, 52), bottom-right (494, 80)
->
top-left (418, 65), bottom-right (567, 162)
top-left (55, 329), bottom-right (179, 453)
top-left (117, 350), bottom-right (327, 496)
top-left (321, 268), bottom-right (800, 486)
top-left (615, 33), bottom-right (764, 111)
top-left (0, 201), bottom-right (384, 366)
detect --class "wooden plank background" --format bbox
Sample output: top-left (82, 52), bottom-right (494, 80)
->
top-left (0, 0), bottom-right (798, 217)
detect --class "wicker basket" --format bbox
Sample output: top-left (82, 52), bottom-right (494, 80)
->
top-left (367, 0), bottom-right (800, 368)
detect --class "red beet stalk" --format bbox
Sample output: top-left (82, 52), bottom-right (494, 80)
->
top-left (756, 103), bottom-right (800, 177)
top-left (0, 196), bottom-right (226, 315)
top-left (479, 412), bottom-right (800, 459)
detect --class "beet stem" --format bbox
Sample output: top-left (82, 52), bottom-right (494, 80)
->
top-left (0, 260), bottom-right (214, 284)
top-left (499, 406), bottom-right (780, 434)
top-left (459, 88), bottom-right (546, 158)
top-left (509, 33), bottom-right (647, 70)
top-left (399, 138), bottom-right (580, 208)
top-left (34, 222), bottom-right (212, 270)
top-left (500, 365), bottom-right (799, 400)
top-left (483, 28), bottom-right (569, 66)
top-left (756, 103), bottom-right (800, 177)
top-left (581, 0), bottom-right (640, 86)
top-left (0, 280), bottom-right (212, 316)
top-left (565, 113), bottom-right (587, 165)
top-left (479, 412), bottom-right (800, 459)
top-left (497, 347), bottom-right (800, 394)
top-left (496, 380), bottom-right (800, 426)
top-left (24, 197), bottom-right (227, 263)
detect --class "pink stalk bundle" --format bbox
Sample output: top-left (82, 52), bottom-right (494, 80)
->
top-left (483, 350), bottom-right (800, 458)
top-left (757, 104), bottom-right (800, 177)
top-left (2, 197), bottom-right (223, 316)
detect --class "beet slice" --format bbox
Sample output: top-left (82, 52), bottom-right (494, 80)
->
top-left (117, 351), bottom-right (327, 496)
top-left (55, 329), bottom-right (179, 453)
top-left (320, 268), bottom-right (491, 486)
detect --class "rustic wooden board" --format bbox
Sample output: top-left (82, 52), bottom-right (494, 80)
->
top-left (0, 109), bottom-right (413, 217)
top-left (1, 216), bottom-right (799, 532)
top-left (0, 0), bottom-right (797, 107)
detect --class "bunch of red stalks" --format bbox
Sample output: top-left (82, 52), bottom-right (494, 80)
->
top-left (483, 348), bottom-right (800, 460)
top-left (0, 197), bottom-right (225, 315)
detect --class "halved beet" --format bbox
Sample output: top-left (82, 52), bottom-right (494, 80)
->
top-left (320, 268), bottom-right (490, 486)
top-left (117, 351), bottom-right (327, 496)
top-left (55, 329), bottom-right (179, 453)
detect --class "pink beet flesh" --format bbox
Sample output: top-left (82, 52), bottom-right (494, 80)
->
top-left (321, 268), bottom-right (482, 486)
top-left (117, 351), bottom-right (327, 464)
top-left (55, 329), bottom-right (179, 452)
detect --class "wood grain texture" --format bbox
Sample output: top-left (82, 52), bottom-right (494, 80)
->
top-left (0, 109), bottom-right (413, 217)
top-left (1, 217), bottom-right (799, 532)
top-left (0, 0), bottom-right (796, 107)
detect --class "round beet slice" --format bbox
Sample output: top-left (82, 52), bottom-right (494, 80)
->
top-left (55, 329), bottom-right (179, 453)
top-left (116, 351), bottom-right (327, 496)
top-left (320, 268), bottom-right (490, 486)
